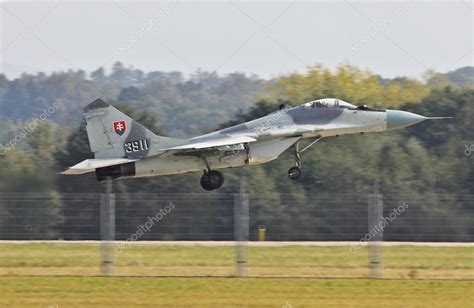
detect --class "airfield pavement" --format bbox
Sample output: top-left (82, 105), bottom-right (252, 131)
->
top-left (1, 240), bottom-right (473, 246)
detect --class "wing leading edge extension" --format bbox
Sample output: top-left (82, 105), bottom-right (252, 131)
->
top-left (160, 136), bottom-right (257, 152)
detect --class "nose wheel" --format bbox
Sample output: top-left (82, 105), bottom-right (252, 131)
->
top-left (200, 170), bottom-right (224, 191)
top-left (288, 166), bottom-right (301, 180)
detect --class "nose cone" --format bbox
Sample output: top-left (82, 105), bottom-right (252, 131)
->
top-left (386, 110), bottom-right (427, 129)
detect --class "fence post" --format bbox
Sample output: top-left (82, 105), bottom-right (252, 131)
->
top-left (368, 179), bottom-right (383, 279)
top-left (100, 178), bottom-right (115, 276)
top-left (234, 176), bottom-right (249, 277)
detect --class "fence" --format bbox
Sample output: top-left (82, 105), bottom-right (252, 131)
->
top-left (0, 191), bottom-right (473, 279)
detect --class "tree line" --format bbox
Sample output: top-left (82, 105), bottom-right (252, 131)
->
top-left (0, 63), bottom-right (472, 240)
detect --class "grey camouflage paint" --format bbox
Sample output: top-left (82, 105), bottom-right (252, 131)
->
top-left (84, 98), bottom-right (388, 159)
top-left (192, 103), bottom-right (386, 143)
top-left (78, 97), bottom-right (437, 179)
top-left (123, 121), bottom-right (150, 159)
top-left (65, 98), bottom-right (442, 177)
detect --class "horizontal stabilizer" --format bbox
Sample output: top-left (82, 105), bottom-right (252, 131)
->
top-left (61, 158), bottom-right (138, 175)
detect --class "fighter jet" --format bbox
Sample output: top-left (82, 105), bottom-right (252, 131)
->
top-left (62, 98), bottom-right (448, 190)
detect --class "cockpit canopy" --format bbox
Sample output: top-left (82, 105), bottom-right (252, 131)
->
top-left (303, 98), bottom-right (357, 109)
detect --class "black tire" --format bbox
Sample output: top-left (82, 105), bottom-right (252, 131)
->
top-left (288, 166), bottom-right (301, 180)
top-left (200, 170), bottom-right (224, 190)
top-left (200, 174), bottom-right (213, 191)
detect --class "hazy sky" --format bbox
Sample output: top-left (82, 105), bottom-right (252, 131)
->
top-left (1, 0), bottom-right (472, 80)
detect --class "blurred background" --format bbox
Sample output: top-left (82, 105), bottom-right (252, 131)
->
top-left (0, 0), bottom-right (473, 242)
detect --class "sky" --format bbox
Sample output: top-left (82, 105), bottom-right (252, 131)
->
top-left (1, 0), bottom-right (473, 80)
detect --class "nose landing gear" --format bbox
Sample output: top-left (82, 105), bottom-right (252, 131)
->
top-left (288, 166), bottom-right (301, 180)
top-left (288, 137), bottom-right (322, 181)
top-left (288, 142), bottom-right (302, 180)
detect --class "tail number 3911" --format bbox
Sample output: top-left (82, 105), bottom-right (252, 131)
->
top-left (125, 139), bottom-right (150, 153)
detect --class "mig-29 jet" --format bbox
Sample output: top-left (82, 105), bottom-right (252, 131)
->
top-left (62, 98), bottom-right (448, 190)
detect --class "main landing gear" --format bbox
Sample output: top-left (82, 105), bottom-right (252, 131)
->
top-left (200, 156), bottom-right (224, 191)
top-left (288, 137), bottom-right (322, 181)
top-left (200, 170), bottom-right (224, 191)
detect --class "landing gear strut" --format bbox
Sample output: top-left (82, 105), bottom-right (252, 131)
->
top-left (200, 156), bottom-right (224, 191)
top-left (288, 137), bottom-right (322, 181)
top-left (288, 143), bottom-right (302, 180)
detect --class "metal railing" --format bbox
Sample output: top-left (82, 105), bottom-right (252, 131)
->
top-left (0, 191), bottom-right (472, 279)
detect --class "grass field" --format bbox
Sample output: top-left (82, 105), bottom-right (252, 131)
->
top-left (0, 243), bottom-right (472, 307)
top-left (1, 277), bottom-right (473, 307)
top-left (0, 243), bottom-right (472, 279)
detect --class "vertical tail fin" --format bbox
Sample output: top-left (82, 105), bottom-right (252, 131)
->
top-left (83, 99), bottom-right (184, 159)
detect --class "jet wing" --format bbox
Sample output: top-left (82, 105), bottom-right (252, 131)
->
top-left (61, 158), bottom-right (138, 175)
top-left (162, 136), bottom-right (256, 151)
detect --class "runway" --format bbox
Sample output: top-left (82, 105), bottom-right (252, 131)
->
top-left (1, 240), bottom-right (473, 247)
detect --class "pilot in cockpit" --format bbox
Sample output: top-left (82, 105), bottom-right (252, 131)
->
top-left (304, 98), bottom-right (357, 109)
